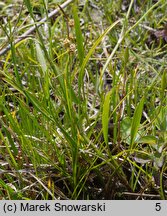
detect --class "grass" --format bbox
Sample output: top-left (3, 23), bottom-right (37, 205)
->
top-left (0, 0), bottom-right (167, 200)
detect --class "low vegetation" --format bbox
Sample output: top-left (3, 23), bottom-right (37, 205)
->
top-left (0, 0), bottom-right (167, 199)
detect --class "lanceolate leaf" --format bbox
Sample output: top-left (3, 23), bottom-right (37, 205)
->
top-left (35, 42), bottom-right (47, 74)
top-left (130, 96), bottom-right (145, 149)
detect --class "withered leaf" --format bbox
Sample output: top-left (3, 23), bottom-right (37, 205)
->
top-left (149, 24), bottom-right (167, 43)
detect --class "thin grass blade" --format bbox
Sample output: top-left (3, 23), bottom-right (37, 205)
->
top-left (102, 90), bottom-right (112, 145)
top-left (72, 3), bottom-right (84, 65)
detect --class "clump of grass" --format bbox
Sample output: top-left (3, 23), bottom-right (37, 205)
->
top-left (0, 0), bottom-right (167, 200)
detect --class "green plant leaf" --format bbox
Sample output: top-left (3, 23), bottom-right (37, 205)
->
top-left (35, 41), bottom-right (47, 74)
top-left (155, 106), bottom-right (167, 131)
top-left (161, 71), bottom-right (167, 100)
top-left (120, 116), bottom-right (132, 144)
top-left (3, 127), bottom-right (18, 155)
top-left (72, 4), bottom-right (84, 65)
top-left (102, 90), bottom-right (112, 144)
top-left (137, 135), bottom-right (157, 144)
top-left (79, 19), bottom-right (121, 92)
top-left (24, 0), bottom-right (33, 16)
top-left (130, 96), bottom-right (145, 149)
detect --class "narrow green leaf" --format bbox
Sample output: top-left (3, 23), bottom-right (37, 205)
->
top-left (3, 76), bottom-right (25, 95)
top-left (25, 92), bottom-right (77, 150)
top-left (3, 127), bottom-right (18, 155)
top-left (2, 105), bottom-right (21, 136)
top-left (72, 4), bottom-right (84, 65)
top-left (24, 0), bottom-right (33, 16)
top-left (25, 91), bottom-right (53, 121)
top-left (4, 138), bottom-right (19, 169)
top-left (124, 47), bottom-right (129, 65)
top-left (79, 20), bottom-right (121, 91)
top-left (130, 96), bottom-right (145, 148)
top-left (102, 90), bottom-right (112, 144)
top-left (161, 71), bottom-right (167, 101)
top-left (35, 42), bottom-right (47, 74)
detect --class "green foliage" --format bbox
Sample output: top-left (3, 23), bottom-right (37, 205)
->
top-left (102, 90), bottom-right (112, 145)
top-left (0, 0), bottom-right (167, 199)
top-left (130, 96), bottom-right (145, 149)
top-left (72, 3), bottom-right (84, 65)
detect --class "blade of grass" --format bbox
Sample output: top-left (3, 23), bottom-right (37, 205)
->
top-left (79, 19), bottom-right (121, 94)
top-left (72, 3), bottom-right (84, 65)
top-left (102, 90), bottom-right (112, 145)
top-left (102, 0), bottom-right (164, 77)
top-left (0, 0), bottom-right (74, 57)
